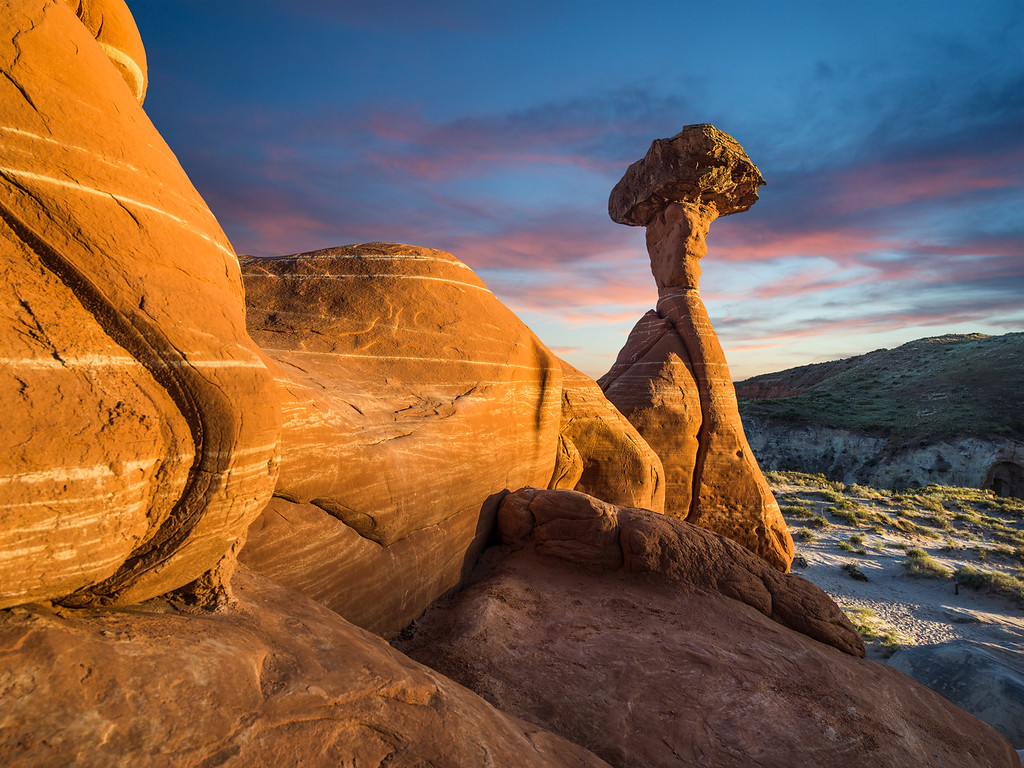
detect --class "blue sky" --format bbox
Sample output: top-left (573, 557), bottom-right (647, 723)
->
top-left (130, 0), bottom-right (1024, 380)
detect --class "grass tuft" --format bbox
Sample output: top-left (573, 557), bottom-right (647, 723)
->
top-left (780, 504), bottom-right (816, 519)
top-left (843, 606), bottom-right (902, 658)
top-left (902, 548), bottom-right (951, 579)
top-left (955, 566), bottom-right (1024, 606)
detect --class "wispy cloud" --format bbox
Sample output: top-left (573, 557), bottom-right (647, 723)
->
top-left (153, 29), bottom-right (1023, 383)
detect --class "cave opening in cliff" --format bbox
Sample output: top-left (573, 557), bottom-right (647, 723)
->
top-left (985, 461), bottom-right (1024, 499)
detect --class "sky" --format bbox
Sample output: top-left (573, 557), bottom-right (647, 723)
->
top-left (129, 0), bottom-right (1024, 381)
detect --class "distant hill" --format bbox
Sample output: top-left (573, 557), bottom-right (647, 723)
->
top-left (735, 333), bottom-right (1024, 494)
top-left (736, 333), bottom-right (1024, 447)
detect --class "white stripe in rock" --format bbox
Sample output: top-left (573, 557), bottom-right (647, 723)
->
top-left (0, 166), bottom-right (233, 259)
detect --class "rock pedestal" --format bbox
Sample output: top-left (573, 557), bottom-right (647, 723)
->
top-left (599, 125), bottom-right (793, 572)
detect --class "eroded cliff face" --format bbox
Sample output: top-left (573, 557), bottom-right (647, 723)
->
top-left (743, 417), bottom-right (1024, 493)
top-left (735, 333), bottom-right (1024, 497)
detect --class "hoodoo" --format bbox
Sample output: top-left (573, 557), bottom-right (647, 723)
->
top-left (600, 125), bottom-right (794, 572)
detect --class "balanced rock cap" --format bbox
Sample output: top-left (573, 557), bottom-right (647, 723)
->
top-left (609, 124), bottom-right (766, 226)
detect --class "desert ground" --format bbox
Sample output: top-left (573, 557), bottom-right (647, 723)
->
top-left (772, 471), bottom-right (1024, 750)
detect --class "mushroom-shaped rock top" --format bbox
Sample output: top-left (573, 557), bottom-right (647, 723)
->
top-left (609, 124), bottom-right (765, 226)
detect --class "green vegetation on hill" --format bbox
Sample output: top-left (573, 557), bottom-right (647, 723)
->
top-left (737, 333), bottom-right (1024, 446)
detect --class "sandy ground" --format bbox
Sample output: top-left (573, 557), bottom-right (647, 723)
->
top-left (792, 524), bottom-right (1024, 660)
top-left (771, 474), bottom-right (1024, 760)
top-left (770, 475), bottom-right (1024, 661)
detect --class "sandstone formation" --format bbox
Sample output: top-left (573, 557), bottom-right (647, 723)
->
top-left (5, 5), bottom-right (1017, 766)
top-left (888, 641), bottom-right (1024, 748)
top-left (0, 0), bottom-right (280, 609)
top-left (598, 311), bottom-right (702, 511)
top-left (553, 360), bottom-right (665, 511)
top-left (0, 565), bottom-right (609, 768)
top-left (239, 245), bottom-right (663, 636)
top-left (600, 124), bottom-right (794, 572)
top-left (62, 0), bottom-right (148, 103)
top-left (496, 488), bottom-right (862, 655)
top-left (608, 124), bottom-right (765, 226)
top-left (397, 489), bottom-right (1019, 768)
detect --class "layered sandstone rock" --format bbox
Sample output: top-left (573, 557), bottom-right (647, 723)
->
top-left (599, 311), bottom-right (702, 512)
top-left (61, 0), bottom-right (148, 103)
top-left (239, 245), bottom-right (663, 635)
top-left (0, 565), bottom-right (609, 768)
top-left (600, 125), bottom-right (793, 572)
top-left (554, 361), bottom-right (665, 511)
top-left (0, 0), bottom-right (280, 609)
top-left (495, 488), bottom-right (862, 655)
top-left (397, 489), bottom-right (1019, 768)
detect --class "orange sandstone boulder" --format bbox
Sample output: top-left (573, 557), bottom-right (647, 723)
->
top-left (555, 360), bottom-right (665, 511)
top-left (608, 123), bottom-right (765, 226)
top-left (600, 125), bottom-right (793, 572)
top-left (61, 0), bottom-right (148, 103)
top-left (0, 565), bottom-right (609, 768)
top-left (0, 0), bottom-right (280, 609)
top-left (397, 488), bottom-right (1019, 768)
top-left (600, 310), bottom-right (701, 513)
top-left (239, 244), bottom-right (663, 635)
top-left (496, 488), bottom-right (861, 656)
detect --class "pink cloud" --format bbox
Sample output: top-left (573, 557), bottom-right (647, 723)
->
top-left (721, 298), bottom-right (1024, 347)
top-left (369, 148), bottom-right (615, 183)
top-left (830, 148), bottom-right (1024, 214)
top-left (710, 220), bottom-right (1022, 284)
top-left (357, 107), bottom-right (622, 182)
top-left (710, 223), bottom-right (900, 264)
top-left (729, 255), bottom-right (946, 304)
top-left (442, 215), bottom-right (639, 271)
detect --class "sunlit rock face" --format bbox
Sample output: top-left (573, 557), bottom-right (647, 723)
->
top-left (61, 0), bottom-right (149, 103)
top-left (0, 566), bottom-right (611, 768)
top-left (553, 360), bottom-right (665, 512)
top-left (397, 487), bottom-right (1020, 768)
top-left (239, 244), bottom-right (664, 636)
top-left (600, 310), bottom-right (702, 512)
top-left (600, 125), bottom-right (794, 573)
top-left (0, 0), bottom-right (281, 609)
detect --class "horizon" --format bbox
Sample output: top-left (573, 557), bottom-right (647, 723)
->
top-left (733, 329), bottom-right (1022, 382)
top-left (130, 0), bottom-right (1024, 381)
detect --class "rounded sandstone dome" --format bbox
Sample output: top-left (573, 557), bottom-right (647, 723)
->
top-left (63, 0), bottom-right (148, 103)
